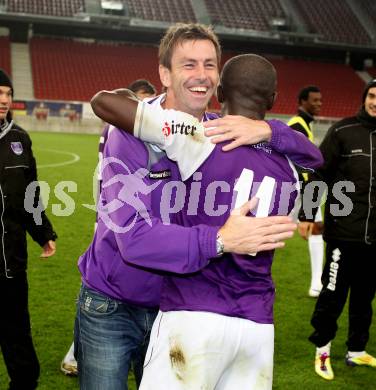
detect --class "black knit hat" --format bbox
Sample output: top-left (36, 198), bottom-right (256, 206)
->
top-left (0, 68), bottom-right (13, 95)
top-left (362, 79), bottom-right (376, 104)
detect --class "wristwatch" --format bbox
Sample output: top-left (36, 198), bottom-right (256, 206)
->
top-left (216, 233), bottom-right (225, 257)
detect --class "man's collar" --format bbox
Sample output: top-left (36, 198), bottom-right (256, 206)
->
top-left (0, 119), bottom-right (8, 132)
top-left (0, 119), bottom-right (13, 139)
top-left (298, 108), bottom-right (314, 124)
top-left (150, 93), bottom-right (166, 106)
top-left (154, 93), bottom-right (210, 122)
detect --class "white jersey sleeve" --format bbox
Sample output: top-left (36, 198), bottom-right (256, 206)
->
top-left (134, 101), bottom-right (215, 181)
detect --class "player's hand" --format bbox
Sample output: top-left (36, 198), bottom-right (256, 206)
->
top-left (218, 198), bottom-right (297, 254)
top-left (203, 115), bottom-right (272, 151)
top-left (297, 222), bottom-right (314, 240)
top-left (40, 240), bottom-right (56, 258)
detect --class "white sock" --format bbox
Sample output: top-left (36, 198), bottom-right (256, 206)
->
top-left (347, 351), bottom-right (366, 358)
top-left (316, 342), bottom-right (331, 356)
top-left (64, 342), bottom-right (75, 362)
top-left (308, 234), bottom-right (324, 291)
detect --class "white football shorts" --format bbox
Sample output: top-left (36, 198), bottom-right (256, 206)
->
top-left (140, 310), bottom-right (274, 390)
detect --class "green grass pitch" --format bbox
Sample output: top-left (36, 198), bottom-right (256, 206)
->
top-left (0, 131), bottom-right (375, 389)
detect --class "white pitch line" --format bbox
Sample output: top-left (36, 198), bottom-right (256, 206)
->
top-left (34, 147), bottom-right (81, 168)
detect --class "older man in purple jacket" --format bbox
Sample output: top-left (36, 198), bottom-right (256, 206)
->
top-left (76, 24), bottom-right (322, 390)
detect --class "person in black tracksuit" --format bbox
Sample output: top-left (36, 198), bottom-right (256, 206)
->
top-left (299, 79), bottom-right (376, 380)
top-left (0, 69), bottom-right (57, 390)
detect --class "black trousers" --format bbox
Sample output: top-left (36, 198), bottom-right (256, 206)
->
top-left (0, 272), bottom-right (40, 390)
top-left (309, 240), bottom-right (376, 351)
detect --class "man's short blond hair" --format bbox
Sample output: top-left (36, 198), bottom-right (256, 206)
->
top-left (159, 23), bottom-right (221, 69)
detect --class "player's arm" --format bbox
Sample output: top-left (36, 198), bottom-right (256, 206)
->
top-left (23, 135), bottom-right (57, 256)
top-left (91, 89), bottom-right (139, 132)
top-left (288, 122), bottom-right (309, 138)
top-left (91, 90), bottom-right (215, 180)
top-left (134, 102), bottom-right (215, 180)
top-left (91, 88), bottom-right (206, 149)
top-left (268, 119), bottom-right (323, 171)
top-left (92, 91), bottom-right (322, 179)
top-left (102, 130), bottom-right (296, 273)
top-left (203, 116), bottom-right (323, 170)
top-left (100, 128), bottom-right (216, 274)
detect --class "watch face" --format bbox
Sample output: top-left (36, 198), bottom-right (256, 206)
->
top-left (216, 236), bottom-right (224, 256)
top-left (216, 240), bottom-right (221, 254)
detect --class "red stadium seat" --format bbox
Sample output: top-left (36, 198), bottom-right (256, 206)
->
top-left (268, 58), bottom-right (365, 117)
top-left (0, 36), bottom-right (11, 75)
top-left (204, 0), bottom-right (286, 31)
top-left (294, 0), bottom-right (371, 45)
top-left (367, 68), bottom-right (376, 79)
top-left (127, 0), bottom-right (196, 23)
top-left (29, 37), bottom-right (366, 118)
top-left (30, 37), bottom-right (161, 101)
top-left (7, 0), bottom-right (85, 17)
top-left (359, 0), bottom-right (376, 30)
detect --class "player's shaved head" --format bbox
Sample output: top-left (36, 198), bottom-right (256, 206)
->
top-left (219, 54), bottom-right (277, 118)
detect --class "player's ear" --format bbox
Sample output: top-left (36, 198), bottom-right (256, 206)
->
top-left (267, 92), bottom-right (277, 110)
top-left (217, 84), bottom-right (224, 103)
top-left (159, 65), bottom-right (171, 88)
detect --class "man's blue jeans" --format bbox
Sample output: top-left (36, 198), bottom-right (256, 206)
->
top-left (74, 284), bottom-right (158, 390)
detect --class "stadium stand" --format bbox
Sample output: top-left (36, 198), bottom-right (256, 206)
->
top-left (293, 0), bottom-right (371, 45)
top-left (29, 36), bottom-right (365, 117)
top-left (204, 0), bottom-right (286, 31)
top-left (6, 0), bottom-right (85, 17)
top-left (269, 58), bottom-right (365, 118)
top-left (30, 37), bottom-right (161, 101)
top-left (360, 0), bottom-right (376, 28)
top-left (0, 35), bottom-right (11, 74)
top-left (208, 52), bottom-right (365, 118)
top-left (126, 0), bottom-right (196, 23)
top-left (368, 68), bottom-right (376, 79)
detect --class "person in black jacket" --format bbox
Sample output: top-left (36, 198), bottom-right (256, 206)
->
top-left (299, 79), bottom-right (376, 381)
top-left (0, 69), bottom-right (57, 390)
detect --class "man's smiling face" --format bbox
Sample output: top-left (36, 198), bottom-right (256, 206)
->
top-left (160, 39), bottom-right (219, 119)
top-left (364, 87), bottom-right (376, 118)
top-left (0, 85), bottom-right (12, 121)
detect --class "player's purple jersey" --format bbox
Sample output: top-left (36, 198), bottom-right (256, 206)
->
top-left (78, 106), bottom-right (219, 307)
top-left (159, 143), bottom-right (298, 323)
